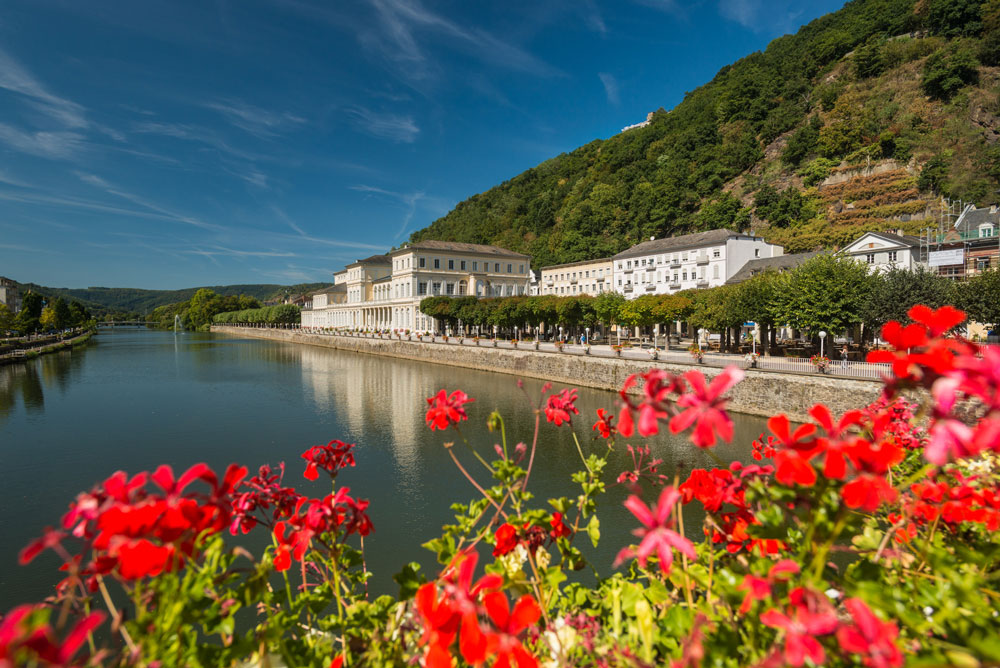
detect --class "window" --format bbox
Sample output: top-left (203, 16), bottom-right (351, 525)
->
top-left (980, 224), bottom-right (995, 238)
top-left (460, 260), bottom-right (466, 270)
top-left (433, 282), bottom-right (442, 294)
top-left (682, 271), bottom-right (688, 280)
top-left (448, 259), bottom-right (454, 270)
top-left (418, 282), bottom-right (427, 295)
top-left (713, 265), bottom-right (720, 279)
top-left (713, 249), bottom-right (720, 258)
top-left (472, 261), bottom-right (478, 271)
top-left (519, 264), bottom-right (524, 273)
top-left (866, 253), bottom-right (875, 264)
top-left (888, 251), bottom-right (898, 262)
top-left (585, 270), bottom-right (590, 278)
top-left (419, 257), bottom-right (425, 268)
top-left (977, 257), bottom-right (992, 271)
top-left (754, 249), bottom-right (761, 258)
top-left (617, 263), bottom-right (623, 270)
top-left (495, 263), bottom-right (500, 272)
top-left (627, 261), bottom-right (632, 269)
top-left (434, 258), bottom-right (440, 269)
top-left (446, 283), bottom-right (454, 295)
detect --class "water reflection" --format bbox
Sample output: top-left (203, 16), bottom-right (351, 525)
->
top-left (0, 349), bottom-right (84, 421)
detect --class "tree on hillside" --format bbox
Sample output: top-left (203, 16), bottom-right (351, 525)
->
top-left (774, 254), bottom-right (874, 338)
top-left (862, 266), bottom-right (957, 332)
top-left (921, 44), bottom-right (979, 101)
top-left (921, 0), bottom-right (983, 37)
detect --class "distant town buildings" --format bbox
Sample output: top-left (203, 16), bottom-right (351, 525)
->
top-left (925, 204), bottom-right (1000, 279)
top-left (612, 229), bottom-right (783, 298)
top-left (726, 251), bottom-right (823, 284)
top-left (620, 111), bottom-right (655, 133)
top-left (539, 258), bottom-right (613, 296)
top-left (0, 277), bottom-right (20, 313)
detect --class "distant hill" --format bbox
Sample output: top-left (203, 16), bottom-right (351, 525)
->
top-left (14, 282), bottom-right (327, 317)
top-left (411, 0), bottom-right (1000, 265)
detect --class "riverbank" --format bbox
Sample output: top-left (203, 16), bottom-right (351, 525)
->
top-left (212, 326), bottom-right (884, 421)
top-left (0, 330), bottom-right (95, 366)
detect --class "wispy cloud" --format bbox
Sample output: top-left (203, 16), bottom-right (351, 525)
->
top-left (0, 170), bottom-right (34, 189)
top-left (349, 184), bottom-right (452, 238)
top-left (598, 73), bottom-right (620, 106)
top-left (182, 246), bottom-right (297, 258)
top-left (271, 205), bottom-right (307, 236)
top-left (580, 0), bottom-right (607, 35)
top-left (0, 47), bottom-right (88, 129)
top-left (203, 99), bottom-right (306, 138)
top-left (0, 123), bottom-right (85, 159)
top-left (131, 121), bottom-right (264, 162)
top-left (631, 0), bottom-right (683, 14)
top-left (717, 0), bottom-right (783, 31)
top-left (345, 106), bottom-right (419, 143)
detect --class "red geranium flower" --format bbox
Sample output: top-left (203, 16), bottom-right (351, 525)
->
top-left (493, 523), bottom-right (519, 556)
top-left (545, 388), bottom-right (579, 427)
top-left (760, 589), bottom-right (839, 667)
top-left (302, 440), bottom-right (356, 481)
top-left (669, 367), bottom-right (744, 448)
top-left (592, 408), bottom-right (616, 439)
top-left (837, 598), bottom-right (904, 668)
top-left (549, 512), bottom-right (571, 539)
top-left (425, 389), bottom-right (474, 431)
top-left (482, 591), bottom-right (542, 668)
top-left (615, 486), bottom-right (696, 574)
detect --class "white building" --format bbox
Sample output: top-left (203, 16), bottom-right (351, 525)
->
top-left (539, 258), bottom-right (613, 296)
top-left (612, 229), bottom-right (783, 298)
top-left (303, 241), bottom-right (532, 333)
top-left (843, 232), bottom-right (923, 273)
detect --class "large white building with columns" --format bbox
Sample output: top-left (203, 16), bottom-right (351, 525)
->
top-left (302, 241), bottom-right (532, 332)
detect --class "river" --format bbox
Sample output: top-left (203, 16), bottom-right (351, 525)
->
top-left (0, 329), bottom-right (768, 611)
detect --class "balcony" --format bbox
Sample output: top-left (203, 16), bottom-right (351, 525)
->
top-left (595, 276), bottom-right (605, 282)
top-left (644, 284), bottom-right (656, 291)
top-left (696, 279), bottom-right (709, 288)
top-left (623, 285), bottom-right (633, 293)
top-left (570, 278), bottom-right (578, 284)
top-left (623, 267), bottom-right (633, 273)
top-left (669, 260), bottom-right (681, 268)
top-left (669, 283), bottom-right (681, 290)
top-left (696, 255), bottom-right (709, 265)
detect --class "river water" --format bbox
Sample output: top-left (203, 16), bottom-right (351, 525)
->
top-left (0, 330), bottom-right (767, 611)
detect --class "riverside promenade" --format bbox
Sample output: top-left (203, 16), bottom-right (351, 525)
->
top-left (212, 326), bottom-right (888, 422)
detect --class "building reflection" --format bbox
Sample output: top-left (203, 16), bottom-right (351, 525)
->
top-left (0, 350), bottom-right (82, 422)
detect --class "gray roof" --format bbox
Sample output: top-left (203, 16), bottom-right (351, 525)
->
top-left (861, 231), bottom-right (922, 248)
top-left (955, 205), bottom-right (999, 234)
top-left (539, 257), bottom-right (613, 271)
top-left (315, 284), bottom-right (346, 294)
top-left (726, 251), bottom-right (823, 284)
top-left (395, 240), bottom-right (529, 259)
top-left (347, 254), bottom-right (391, 267)
top-left (613, 229), bottom-right (745, 261)
top-left (372, 275), bottom-right (391, 284)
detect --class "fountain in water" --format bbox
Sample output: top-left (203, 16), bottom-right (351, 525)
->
top-left (174, 314), bottom-right (181, 333)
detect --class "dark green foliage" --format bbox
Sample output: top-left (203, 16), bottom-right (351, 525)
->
top-left (151, 290), bottom-right (262, 331)
top-left (923, 0), bottom-right (983, 37)
top-left (409, 0), bottom-right (920, 266)
top-left (957, 268), bottom-right (1000, 326)
top-left (921, 43), bottom-right (980, 100)
top-left (753, 186), bottom-right (817, 227)
top-left (853, 38), bottom-right (887, 79)
top-left (773, 254), bottom-right (876, 335)
top-left (862, 265), bottom-right (957, 329)
top-left (979, 29), bottom-right (1000, 64)
top-left (212, 304), bottom-right (300, 325)
top-left (16, 291), bottom-right (43, 334)
top-left (782, 116), bottom-right (823, 166)
top-left (918, 154), bottom-right (950, 192)
top-left (696, 193), bottom-right (751, 231)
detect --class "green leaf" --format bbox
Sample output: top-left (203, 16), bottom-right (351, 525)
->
top-left (587, 515), bottom-right (601, 548)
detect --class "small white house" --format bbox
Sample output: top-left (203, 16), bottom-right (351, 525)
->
top-left (843, 232), bottom-right (922, 273)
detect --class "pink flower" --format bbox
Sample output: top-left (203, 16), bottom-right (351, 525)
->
top-left (615, 486), bottom-right (696, 574)
top-left (837, 598), bottom-right (904, 668)
top-left (669, 367), bottom-right (744, 448)
top-left (760, 590), bottom-right (838, 666)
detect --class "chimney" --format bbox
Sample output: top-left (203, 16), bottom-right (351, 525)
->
top-left (992, 205), bottom-right (998, 215)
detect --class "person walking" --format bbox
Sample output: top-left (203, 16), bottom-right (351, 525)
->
top-left (841, 345), bottom-right (849, 371)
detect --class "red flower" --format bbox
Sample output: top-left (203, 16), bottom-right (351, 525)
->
top-left (302, 440), bottom-right (356, 481)
top-left (482, 592), bottom-right (542, 668)
top-left (549, 512), bottom-right (571, 539)
top-left (0, 605), bottom-right (105, 666)
top-left (669, 367), bottom-right (744, 448)
top-left (425, 389), bottom-right (474, 431)
top-left (272, 487), bottom-right (374, 572)
top-left (592, 408), bottom-right (616, 439)
top-left (545, 388), bottom-right (579, 426)
top-left (837, 598), bottom-right (904, 668)
top-left (493, 523), bottom-right (519, 556)
top-left (737, 559), bottom-right (799, 613)
top-left (760, 589), bottom-right (839, 667)
top-left (615, 369), bottom-right (685, 438)
top-left (615, 487), bottom-right (696, 574)
top-left (909, 304), bottom-right (965, 337)
top-left (842, 475), bottom-right (898, 512)
top-left (679, 468), bottom-right (738, 512)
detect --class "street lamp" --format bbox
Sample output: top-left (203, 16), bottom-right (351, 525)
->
top-left (698, 328), bottom-right (706, 354)
top-left (514, 326), bottom-right (518, 342)
top-left (819, 330), bottom-right (827, 358)
top-left (559, 326), bottom-right (563, 344)
top-left (585, 327), bottom-right (590, 346)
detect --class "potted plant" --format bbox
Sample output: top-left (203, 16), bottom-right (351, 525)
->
top-left (492, 337), bottom-right (498, 347)
top-left (647, 347), bottom-right (659, 361)
top-left (473, 336), bottom-right (480, 346)
top-left (584, 344), bottom-right (591, 355)
top-left (611, 344), bottom-right (623, 357)
top-left (811, 355), bottom-right (830, 373)
top-left (688, 344), bottom-right (704, 364)
top-left (533, 339), bottom-right (540, 350)
top-left (554, 341), bottom-right (564, 353)
top-left (511, 339), bottom-right (518, 348)
top-left (744, 351), bottom-right (759, 368)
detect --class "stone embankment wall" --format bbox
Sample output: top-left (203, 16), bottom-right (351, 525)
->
top-left (212, 327), bottom-right (884, 422)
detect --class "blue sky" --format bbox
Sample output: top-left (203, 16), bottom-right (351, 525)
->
top-left (0, 0), bottom-right (845, 290)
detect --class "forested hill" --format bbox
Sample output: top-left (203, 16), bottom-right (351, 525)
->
top-left (410, 0), bottom-right (1000, 267)
top-left (16, 282), bottom-right (327, 316)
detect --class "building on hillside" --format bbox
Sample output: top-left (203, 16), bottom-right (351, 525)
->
top-left (528, 270), bottom-right (541, 296)
top-left (303, 241), bottom-right (531, 333)
top-left (923, 204), bottom-right (1000, 279)
top-left (843, 232), bottom-right (923, 273)
top-left (0, 277), bottom-right (20, 313)
top-left (612, 229), bottom-right (783, 298)
top-left (539, 258), bottom-right (613, 296)
top-left (725, 251), bottom-right (824, 284)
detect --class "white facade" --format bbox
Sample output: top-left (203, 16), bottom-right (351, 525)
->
top-left (843, 232), bottom-right (922, 273)
top-left (539, 258), bottom-right (613, 296)
top-left (613, 230), bottom-right (783, 298)
top-left (304, 241), bottom-right (531, 333)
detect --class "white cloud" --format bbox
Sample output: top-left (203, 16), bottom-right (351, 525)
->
top-left (0, 47), bottom-right (88, 129)
top-left (345, 107), bottom-right (419, 143)
top-left (717, 0), bottom-right (762, 30)
top-left (0, 123), bottom-right (86, 159)
top-left (203, 99), bottom-right (306, 138)
top-left (598, 72), bottom-right (620, 106)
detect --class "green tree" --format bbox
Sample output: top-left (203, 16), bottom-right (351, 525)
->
top-left (39, 306), bottom-right (58, 331)
top-left (728, 271), bottom-right (784, 352)
top-left (958, 268), bottom-right (1000, 327)
top-left (918, 154), bottom-right (950, 193)
top-left (852, 38), bottom-right (886, 79)
top-left (52, 297), bottom-right (71, 330)
top-left (16, 291), bottom-right (43, 334)
top-left (862, 266), bottom-right (957, 332)
top-left (924, 0), bottom-right (983, 37)
top-left (921, 44), bottom-right (979, 101)
top-left (774, 254), bottom-right (875, 337)
top-left (592, 292), bottom-right (626, 337)
top-left (781, 116), bottom-right (823, 166)
top-left (0, 303), bottom-right (14, 333)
